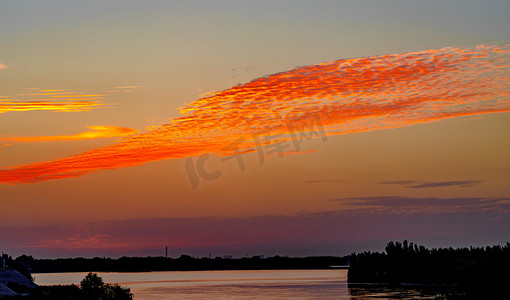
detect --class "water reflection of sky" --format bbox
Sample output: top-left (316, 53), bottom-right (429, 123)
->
top-left (34, 270), bottom-right (441, 299)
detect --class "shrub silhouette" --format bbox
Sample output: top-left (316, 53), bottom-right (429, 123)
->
top-left (80, 273), bottom-right (132, 300)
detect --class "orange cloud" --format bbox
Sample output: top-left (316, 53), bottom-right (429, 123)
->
top-left (0, 88), bottom-right (111, 113)
top-left (0, 62), bottom-right (5, 69)
top-left (0, 100), bottom-right (106, 113)
top-left (1, 43), bottom-right (509, 184)
top-left (0, 126), bottom-right (137, 143)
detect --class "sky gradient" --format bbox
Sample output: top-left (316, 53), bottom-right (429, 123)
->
top-left (1, 0), bottom-right (510, 258)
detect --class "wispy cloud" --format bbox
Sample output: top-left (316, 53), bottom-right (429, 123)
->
top-left (408, 180), bottom-right (483, 189)
top-left (379, 180), bottom-right (419, 185)
top-left (305, 179), bottom-right (346, 184)
top-left (0, 126), bottom-right (137, 143)
top-left (329, 195), bottom-right (510, 214)
top-left (0, 100), bottom-right (106, 113)
top-left (0, 88), bottom-right (109, 113)
top-left (114, 85), bottom-right (140, 89)
top-left (1, 43), bottom-right (509, 184)
top-left (105, 86), bottom-right (141, 93)
top-left (27, 234), bottom-right (130, 250)
top-left (379, 180), bottom-right (483, 189)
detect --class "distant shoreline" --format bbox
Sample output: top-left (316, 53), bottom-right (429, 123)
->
top-left (17, 255), bottom-right (350, 274)
top-left (32, 266), bottom-right (350, 275)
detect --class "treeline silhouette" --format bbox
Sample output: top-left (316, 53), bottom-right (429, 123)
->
top-left (348, 240), bottom-right (510, 298)
top-left (16, 255), bottom-right (349, 273)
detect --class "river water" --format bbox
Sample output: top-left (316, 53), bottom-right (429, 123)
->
top-left (33, 269), bottom-right (440, 299)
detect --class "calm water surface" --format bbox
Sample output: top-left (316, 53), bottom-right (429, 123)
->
top-left (34, 269), bottom-right (438, 299)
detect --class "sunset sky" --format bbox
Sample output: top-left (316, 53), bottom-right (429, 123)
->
top-left (1, 1), bottom-right (510, 258)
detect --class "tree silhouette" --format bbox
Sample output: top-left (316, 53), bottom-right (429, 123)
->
top-left (80, 273), bottom-right (132, 300)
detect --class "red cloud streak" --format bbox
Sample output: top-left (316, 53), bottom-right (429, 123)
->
top-left (1, 44), bottom-right (509, 184)
top-left (0, 126), bottom-right (137, 143)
